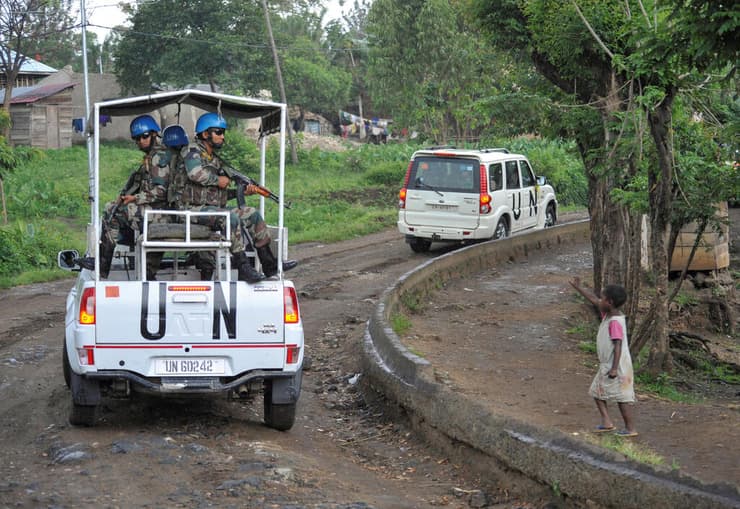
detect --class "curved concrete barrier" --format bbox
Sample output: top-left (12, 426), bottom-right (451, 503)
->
top-left (362, 221), bottom-right (740, 509)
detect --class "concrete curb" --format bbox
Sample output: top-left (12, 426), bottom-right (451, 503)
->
top-left (362, 221), bottom-right (740, 509)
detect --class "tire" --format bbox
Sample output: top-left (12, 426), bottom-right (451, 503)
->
top-left (263, 381), bottom-right (297, 431)
top-left (69, 402), bottom-right (97, 426)
top-left (62, 337), bottom-right (71, 389)
top-left (408, 237), bottom-right (432, 253)
top-left (493, 218), bottom-right (509, 240)
top-left (545, 203), bottom-right (556, 228)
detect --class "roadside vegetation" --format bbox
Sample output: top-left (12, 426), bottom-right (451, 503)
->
top-left (0, 132), bottom-right (587, 288)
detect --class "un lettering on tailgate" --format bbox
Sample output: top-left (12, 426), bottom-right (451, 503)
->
top-left (95, 282), bottom-right (284, 343)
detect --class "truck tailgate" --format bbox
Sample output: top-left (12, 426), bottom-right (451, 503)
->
top-left (95, 280), bottom-right (284, 345)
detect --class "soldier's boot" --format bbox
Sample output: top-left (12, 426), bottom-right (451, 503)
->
top-left (232, 251), bottom-right (265, 283)
top-left (256, 245), bottom-right (298, 278)
top-left (99, 235), bottom-right (116, 279)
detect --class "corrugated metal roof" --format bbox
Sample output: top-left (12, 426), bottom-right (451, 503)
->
top-left (5, 82), bottom-right (74, 104)
top-left (3, 48), bottom-right (58, 74)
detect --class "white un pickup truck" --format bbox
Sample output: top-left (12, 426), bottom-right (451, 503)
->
top-left (57, 90), bottom-right (303, 431)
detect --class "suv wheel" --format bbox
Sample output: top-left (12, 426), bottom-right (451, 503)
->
top-left (545, 203), bottom-right (556, 227)
top-left (409, 237), bottom-right (432, 253)
top-left (62, 337), bottom-right (71, 389)
top-left (263, 381), bottom-right (297, 431)
top-left (493, 218), bottom-right (509, 239)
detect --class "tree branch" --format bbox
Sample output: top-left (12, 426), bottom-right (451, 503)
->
top-left (571, 0), bottom-right (614, 60)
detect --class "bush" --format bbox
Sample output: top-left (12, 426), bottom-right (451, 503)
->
top-left (364, 161), bottom-right (406, 186)
top-left (0, 221), bottom-right (75, 280)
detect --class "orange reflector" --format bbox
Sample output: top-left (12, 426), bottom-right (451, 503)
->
top-left (168, 285), bottom-right (211, 292)
top-left (105, 286), bottom-right (119, 298)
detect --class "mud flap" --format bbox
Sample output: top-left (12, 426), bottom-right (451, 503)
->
top-left (70, 372), bottom-right (101, 406)
top-left (270, 369), bottom-right (302, 404)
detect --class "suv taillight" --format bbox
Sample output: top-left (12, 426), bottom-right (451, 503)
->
top-left (79, 287), bottom-right (95, 324)
top-left (398, 161), bottom-right (413, 209)
top-left (284, 287), bottom-right (300, 324)
top-left (479, 164), bottom-right (491, 214)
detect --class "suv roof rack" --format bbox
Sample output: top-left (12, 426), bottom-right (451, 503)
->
top-left (480, 148), bottom-right (509, 153)
top-left (424, 145), bottom-right (457, 150)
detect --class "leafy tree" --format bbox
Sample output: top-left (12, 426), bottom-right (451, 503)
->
top-left (472, 0), bottom-right (739, 374)
top-left (325, 1), bottom-right (372, 123)
top-left (0, 0), bottom-right (78, 114)
top-left (270, 11), bottom-right (352, 129)
top-left (114, 0), bottom-right (272, 94)
top-left (365, 0), bottom-right (521, 143)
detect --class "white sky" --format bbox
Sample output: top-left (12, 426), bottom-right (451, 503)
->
top-left (81, 0), bottom-right (349, 41)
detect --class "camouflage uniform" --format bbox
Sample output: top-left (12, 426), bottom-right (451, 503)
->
top-left (100, 144), bottom-right (171, 277)
top-left (180, 139), bottom-right (270, 253)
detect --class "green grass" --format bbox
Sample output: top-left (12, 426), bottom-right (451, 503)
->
top-left (635, 372), bottom-right (700, 403)
top-left (578, 341), bottom-right (597, 354)
top-left (1, 133), bottom-right (588, 288)
top-left (593, 434), bottom-right (667, 467)
top-left (391, 313), bottom-right (412, 336)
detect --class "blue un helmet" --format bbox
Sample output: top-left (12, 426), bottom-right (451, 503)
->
top-left (130, 115), bottom-right (161, 138)
top-left (162, 124), bottom-right (189, 148)
top-left (195, 112), bottom-right (228, 135)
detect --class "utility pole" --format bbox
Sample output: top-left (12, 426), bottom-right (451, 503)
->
top-left (261, 0), bottom-right (298, 164)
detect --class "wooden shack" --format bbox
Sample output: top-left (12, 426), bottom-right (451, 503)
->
top-left (8, 82), bottom-right (75, 149)
top-left (669, 201), bottom-right (730, 272)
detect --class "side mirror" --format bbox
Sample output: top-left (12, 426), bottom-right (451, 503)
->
top-left (536, 176), bottom-right (549, 186)
top-left (57, 250), bottom-right (80, 271)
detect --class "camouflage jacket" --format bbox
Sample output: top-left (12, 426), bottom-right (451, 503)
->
top-left (129, 144), bottom-right (171, 208)
top-left (181, 140), bottom-right (236, 207)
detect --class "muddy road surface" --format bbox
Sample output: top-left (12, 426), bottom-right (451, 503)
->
top-left (0, 222), bottom-right (579, 508)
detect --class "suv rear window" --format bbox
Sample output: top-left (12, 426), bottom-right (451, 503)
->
top-left (408, 156), bottom-right (480, 193)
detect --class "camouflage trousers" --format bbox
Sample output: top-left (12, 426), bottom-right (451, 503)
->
top-left (102, 201), bottom-right (171, 245)
top-left (101, 201), bottom-right (169, 275)
top-left (186, 205), bottom-right (270, 273)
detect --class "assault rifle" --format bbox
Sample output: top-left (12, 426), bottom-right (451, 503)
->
top-left (109, 170), bottom-right (142, 217)
top-left (216, 157), bottom-right (292, 210)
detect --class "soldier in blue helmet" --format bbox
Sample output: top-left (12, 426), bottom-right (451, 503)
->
top-left (96, 114), bottom-right (172, 279)
top-left (174, 112), bottom-right (297, 282)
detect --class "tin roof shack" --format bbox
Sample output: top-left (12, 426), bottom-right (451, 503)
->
top-left (6, 83), bottom-right (74, 148)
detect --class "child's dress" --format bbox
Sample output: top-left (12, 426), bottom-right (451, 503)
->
top-left (589, 314), bottom-right (635, 403)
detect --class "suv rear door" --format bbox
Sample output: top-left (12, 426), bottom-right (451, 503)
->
top-left (402, 155), bottom-right (481, 230)
top-left (518, 159), bottom-right (539, 229)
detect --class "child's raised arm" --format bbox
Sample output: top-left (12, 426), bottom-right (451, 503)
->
top-left (570, 276), bottom-right (601, 309)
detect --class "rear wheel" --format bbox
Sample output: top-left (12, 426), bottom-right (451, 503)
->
top-left (263, 381), bottom-right (297, 431)
top-left (408, 237), bottom-right (432, 253)
top-left (545, 203), bottom-right (556, 228)
top-left (69, 402), bottom-right (97, 426)
top-left (493, 218), bottom-right (509, 239)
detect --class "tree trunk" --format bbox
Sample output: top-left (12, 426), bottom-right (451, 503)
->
top-left (641, 88), bottom-right (677, 375)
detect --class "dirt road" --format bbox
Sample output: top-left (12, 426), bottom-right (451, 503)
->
top-left (4, 208), bottom-right (733, 508)
top-left (0, 228), bottom-right (539, 508)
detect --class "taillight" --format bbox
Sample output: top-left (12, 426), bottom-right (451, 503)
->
top-left (79, 287), bottom-right (95, 324)
top-left (479, 164), bottom-right (491, 214)
top-left (284, 286), bottom-right (300, 324)
top-left (399, 161), bottom-right (413, 209)
top-left (79, 346), bottom-right (94, 365)
top-left (286, 344), bottom-right (300, 364)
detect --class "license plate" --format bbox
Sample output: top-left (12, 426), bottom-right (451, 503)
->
top-left (155, 358), bottom-right (225, 375)
top-left (429, 204), bottom-right (456, 210)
